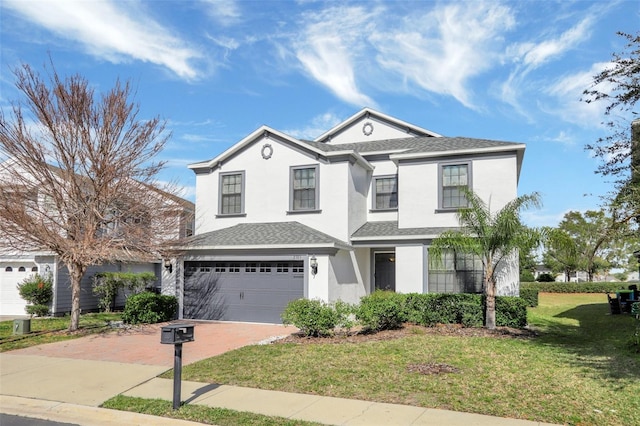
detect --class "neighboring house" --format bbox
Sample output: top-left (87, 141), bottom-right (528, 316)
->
top-left (533, 265), bottom-right (554, 281)
top-left (0, 160), bottom-right (194, 317)
top-left (168, 108), bottom-right (525, 324)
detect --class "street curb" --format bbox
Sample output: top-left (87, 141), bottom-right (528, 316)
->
top-left (0, 395), bottom-right (208, 426)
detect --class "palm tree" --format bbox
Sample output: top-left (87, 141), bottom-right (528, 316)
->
top-left (430, 190), bottom-right (542, 329)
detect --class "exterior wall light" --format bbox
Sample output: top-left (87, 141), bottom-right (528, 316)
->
top-left (164, 259), bottom-right (173, 273)
top-left (310, 255), bottom-right (318, 276)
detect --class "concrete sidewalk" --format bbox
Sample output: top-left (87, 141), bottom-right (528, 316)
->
top-left (0, 352), bottom-right (558, 426)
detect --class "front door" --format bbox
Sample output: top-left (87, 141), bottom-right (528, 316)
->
top-left (374, 252), bottom-right (396, 291)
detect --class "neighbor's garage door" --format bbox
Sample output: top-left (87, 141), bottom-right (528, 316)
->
top-left (0, 263), bottom-right (37, 316)
top-left (183, 261), bottom-right (304, 323)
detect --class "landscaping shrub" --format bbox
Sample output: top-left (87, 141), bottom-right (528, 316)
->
top-left (519, 270), bottom-right (535, 282)
top-left (93, 271), bottom-right (157, 312)
top-left (495, 296), bottom-right (528, 328)
top-left (536, 273), bottom-right (555, 282)
top-left (282, 298), bottom-right (340, 337)
top-left (404, 293), bottom-right (484, 327)
top-left (403, 293), bottom-right (527, 328)
top-left (356, 291), bottom-right (407, 332)
top-left (519, 287), bottom-right (539, 307)
top-left (521, 282), bottom-right (627, 294)
top-left (17, 274), bottom-right (53, 317)
top-left (122, 292), bottom-right (178, 324)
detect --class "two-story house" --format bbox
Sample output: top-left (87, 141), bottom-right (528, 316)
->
top-left (172, 108), bottom-right (525, 323)
top-left (0, 159), bottom-right (194, 316)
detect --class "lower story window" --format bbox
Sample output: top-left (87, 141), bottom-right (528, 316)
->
top-left (428, 250), bottom-right (483, 293)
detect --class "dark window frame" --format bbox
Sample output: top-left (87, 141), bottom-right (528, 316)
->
top-left (372, 174), bottom-right (398, 211)
top-left (438, 162), bottom-right (472, 211)
top-left (218, 171), bottom-right (246, 216)
top-left (289, 165), bottom-right (320, 213)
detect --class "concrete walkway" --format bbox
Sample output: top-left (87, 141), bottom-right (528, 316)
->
top-left (0, 321), bottom-right (559, 426)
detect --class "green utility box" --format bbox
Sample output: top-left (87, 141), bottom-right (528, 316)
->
top-left (13, 319), bottom-right (31, 335)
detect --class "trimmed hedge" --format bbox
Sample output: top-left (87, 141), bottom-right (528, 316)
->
top-left (519, 281), bottom-right (638, 308)
top-left (282, 299), bottom-right (355, 337)
top-left (519, 287), bottom-right (539, 307)
top-left (122, 292), bottom-right (178, 324)
top-left (283, 291), bottom-right (529, 334)
top-left (282, 299), bottom-right (339, 337)
top-left (402, 293), bottom-right (526, 328)
top-left (356, 291), bottom-right (407, 331)
top-left (520, 282), bottom-right (632, 294)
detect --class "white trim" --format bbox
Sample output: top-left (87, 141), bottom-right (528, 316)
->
top-left (314, 107), bottom-right (442, 142)
top-left (390, 144), bottom-right (526, 162)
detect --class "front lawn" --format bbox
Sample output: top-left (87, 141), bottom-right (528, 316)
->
top-left (171, 293), bottom-right (639, 426)
top-left (0, 313), bottom-right (123, 352)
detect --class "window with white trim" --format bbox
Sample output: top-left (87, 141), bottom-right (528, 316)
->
top-left (373, 175), bottom-right (398, 210)
top-left (441, 163), bottom-right (470, 209)
top-left (219, 171), bottom-right (244, 215)
top-left (290, 165), bottom-right (318, 211)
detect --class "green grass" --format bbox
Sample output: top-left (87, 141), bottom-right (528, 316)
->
top-left (0, 313), bottom-right (123, 352)
top-left (170, 293), bottom-right (639, 426)
top-left (102, 395), bottom-right (324, 426)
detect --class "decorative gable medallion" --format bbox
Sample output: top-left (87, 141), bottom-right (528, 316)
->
top-left (362, 121), bottom-right (374, 136)
top-left (261, 143), bottom-right (273, 160)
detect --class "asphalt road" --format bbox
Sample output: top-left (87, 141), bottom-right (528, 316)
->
top-left (0, 413), bottom-right (79, 426)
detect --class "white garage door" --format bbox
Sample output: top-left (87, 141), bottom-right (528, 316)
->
top-left (183, 261), bottom-right (304, 323)
top-left (0, 262), bottom-right (38, 316)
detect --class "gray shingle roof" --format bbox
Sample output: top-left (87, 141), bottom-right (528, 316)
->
top-left (186, 222), bottom-right (350, 249)
top-left (351, 221), bottom-right (458, 240)
top-left (303, 136), bottom-right (521, 156)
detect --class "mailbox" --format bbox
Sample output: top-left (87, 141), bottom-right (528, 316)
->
top-left (161, 324), bottom-right (195, 344)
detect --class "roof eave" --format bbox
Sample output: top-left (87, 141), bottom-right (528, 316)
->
top-left (188, 126), bottom-right (328, 173)
top-left (181, 242), bottom-right (351, 251)
top-left (390, 144), bottom-right (526, 163)
top-left (314, 108), bottom-right (442, 143)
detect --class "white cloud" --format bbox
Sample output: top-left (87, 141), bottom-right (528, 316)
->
top-left (4, 0), bottom-right (203, 80)
top-left (544, 62), bottom-right (612, 127)
top-left (521, 18), bottom-right (592, 68)
top-left (283, 111), bottom-right (343, 140)
top-left (372, 2), bottom-right (515, 110)
top-left (500, 15), bottom-right (595, 117)
top-left (201, 0), bottom-right (241, 27)
top-left (293, 5), bottom-right (378, 107)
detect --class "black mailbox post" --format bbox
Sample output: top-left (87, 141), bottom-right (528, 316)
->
top-left (161, 323), bottom-right (195, 409)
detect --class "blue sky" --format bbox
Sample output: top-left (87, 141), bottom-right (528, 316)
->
top-left (1, 0), bottom-right (638, 227)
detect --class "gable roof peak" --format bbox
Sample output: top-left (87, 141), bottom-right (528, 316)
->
top-left (314, 108), bottom-right (442, 143)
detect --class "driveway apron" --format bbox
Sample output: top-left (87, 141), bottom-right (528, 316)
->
top-left (1, 321), bottom-right (293, 406)
top-left (6, 321), bottom-right (292, 366)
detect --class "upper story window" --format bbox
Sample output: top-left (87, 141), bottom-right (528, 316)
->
top-left (373, 175), bottom-right (398, 210)
top-left (290, 165), bottom-right (319, 212)
top-left (440, 163), bottom-right (471, 210)
top-left (219, 171), bottom-right (245, 216)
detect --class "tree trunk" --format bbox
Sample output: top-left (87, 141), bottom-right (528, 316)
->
top-left (67, 262), bottom-right (87, 332)
top-left (484, 276), bottom-right (496, 330)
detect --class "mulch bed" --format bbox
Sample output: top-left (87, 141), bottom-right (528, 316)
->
top-left (275, 323), bottom-right (538, 345)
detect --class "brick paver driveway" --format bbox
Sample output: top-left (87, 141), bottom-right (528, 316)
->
top-left (8, 321), bottom-right (293, 367)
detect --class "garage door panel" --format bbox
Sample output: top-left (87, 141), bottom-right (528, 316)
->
top-left (1, 263), bottom-right (38, 316)
top-left (183, 261), bottom-right (303, 323)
